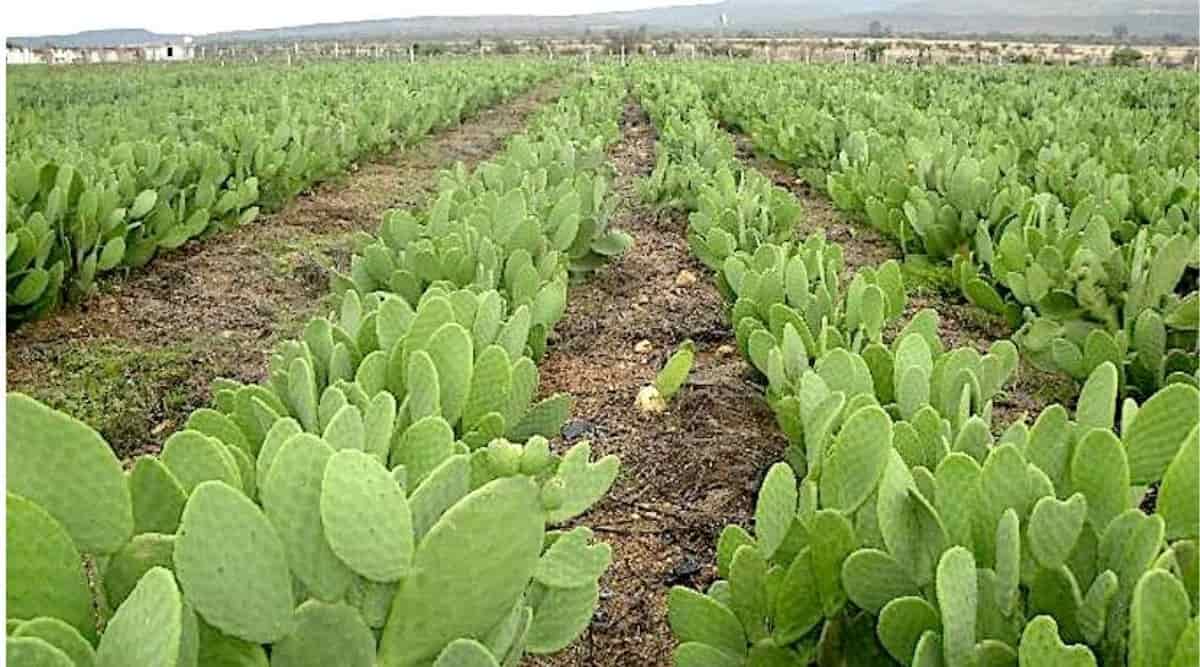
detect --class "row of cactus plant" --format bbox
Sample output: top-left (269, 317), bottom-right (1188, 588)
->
top-left (7, 71), bottom-right (632, 666)
top-left (7, 60), bottom-right (557, 324)
top-left (695, 62), bottom-right (1198, 401)
top-left (633, 65), bottom-right (1200, 667)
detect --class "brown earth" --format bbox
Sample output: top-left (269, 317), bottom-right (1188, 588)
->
top-left (733, 137), bottom-right (1075, 433)
top-left (529, 103), bottom-right (787, 666)
top-left (6, 79), bottom-right (565, 459)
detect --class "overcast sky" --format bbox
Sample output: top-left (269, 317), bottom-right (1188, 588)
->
top-left (7, 1), bottom-right (717, 36)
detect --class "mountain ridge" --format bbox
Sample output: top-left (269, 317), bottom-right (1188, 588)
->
top-left (9, 0), bottom-right (1197, 46)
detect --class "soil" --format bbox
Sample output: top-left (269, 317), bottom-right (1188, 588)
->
top-left (6, 79), bottom-right (565, 459)
top-left (732, 137), bottom-right (1075, 433)
top-left (528, 103), bottom-right (787, 666)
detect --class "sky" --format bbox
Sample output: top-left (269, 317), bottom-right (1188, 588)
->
top-left (6, 0), bottom-right (717, 36)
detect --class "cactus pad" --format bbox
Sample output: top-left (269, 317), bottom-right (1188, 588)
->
top-left (174, 481), bottom-right (295, 644)
top-left (320, 449), bottom-right (414, 582)
top-left (378, 476), bottom-right (545, 666)
top-left (7, 393), bottom-right (133, 555)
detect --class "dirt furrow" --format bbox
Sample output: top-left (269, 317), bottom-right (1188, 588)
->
top-left (732, 136), bottom-right (1075, 431)
top-left (6, 79), bottom-right (565, 458)
top-left (530, 103), bottom-right (787, 667)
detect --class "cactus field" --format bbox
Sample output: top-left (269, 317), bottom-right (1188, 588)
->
top-left (6, 59), bottom-right (1199, 667)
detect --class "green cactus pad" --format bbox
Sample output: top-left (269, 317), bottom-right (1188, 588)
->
top-left (364, 393), bottom-right (398, 462)
top-left (288, 358), bottom-right (320, 433)
top-left (716, 525), bottom-right (755, 579)
top-left (674, 642), bottom-right (741, 667)
top-left (322, 405), bottom-right (366, 452)
top-left (526, 581), bottom-right (600, 654)
top-left (161, 430), bottom-right (243, 495)
top-left (1158, 425), bottom-right (1199, 540)
top-left (502, 353), bottom-right (535, 417)
top-left (434, 639), bottom-right (501, 667)
top-left (394, 416), bottom-right (456, 486)
top-left (878, 450), bottom-right (946, 587)
top-left (406, 350), bottom-right (443, 422)
top-left (11, 618), bottom-right (95, 667)
top-left (186, 408), bottom-right (253, 457)
top-left (1018, 616), bottom-right (1096, 667)
top-left (256, 418), bottom-right (303, 488)
top-left (11, 619), bottom-right (94, 662)
top-left (1028, 493), bottom-right (1087, 570)
top-left (667, 586), bottom-right (746, 658)
top-left (774, 547), bottom-right (822, 645)
top-left (7, 493), bottom-right (94, 642)
top-left (508, 393), bottom-right (571, 442)
top-left (6, 637), bottom-right (75, 667)
top-left (533, 527), bottom-right (611, 589)
top-left (129, 456), bottom-right (188, 535)
top-left (842, 548), bottom-right (921, 614)
top-left (260, 434), bottom-right (354, 601)
top-left (426, 322), bottom-right (474, 426)
top-left (174, 481), bottom-right (295, 644)
top-left (810, 509), bottom-right (856, 616)
top-left (378, 476), bottom-right (545, 666)
top-left (320, 449), bottom-right (414, 582)
top-left (729, 545), bottom-right (769, 642)
top-left (935, 547), bottom-right (977, 667)
top-left (95, 567), bottom-right (182, 667)
top-left (820, 405), bottom-right (892, 513)
top-left (270, 601), bottom-right (375, 667)
top-left (196, 619), bottom-right (268, 667)
top-left (1070, 430), bottom-right (1130, 533)
top-left (877, 596), bottom-right (941, 666)
top-left (345, 576), bottom-right (397, 629)
top-left (464, 346), bottom-right (513, 430)
top-left (103, 532), bottom-right (175, 609)
top-left (1130, 569), bottom-right (1191, 667)
top-left (7, 393), bottom-right (133, 555)
top-left (655, 340), bottom-right (696, 400)
top-left (545, 441), bottom-right (619, 524)
top-left (753, 462), bottom-right (797, 559)
top-left (409, 454), bottom-right (471, 539)
top-left (1123, 383), bottom-right (1200, 484)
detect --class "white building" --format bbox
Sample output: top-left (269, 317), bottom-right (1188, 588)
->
top-left (142, 38), bottom-right (195, 62)
top-left (7, 45), bottom-right (44, 64)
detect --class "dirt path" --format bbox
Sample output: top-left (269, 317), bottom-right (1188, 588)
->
top-left (6, 79), bottom-right (565, 458)
top-left (732, 137), bottom-right (1074, 430)
top-left (530, 103), bottom-right (787, 667)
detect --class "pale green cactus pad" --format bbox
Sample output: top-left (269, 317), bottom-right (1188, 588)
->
top-left (533, 527), bottom-right (611, 589)
top-left (261, 434), bottom-right (354, 601)
top-left (95, 567), bottom-right (182, 667)
top-left (378, 476), bottom-right (545, 666)
top-left (269, 601), bottom-right (375, 667)
top-left (174, 481), bottom-right (295, 644)
top-left (667, 586), bottom-right (746, 658)
top-left (544, 441), bottom-right (619, 524)
top-left (196, 619), bottom-right (268, 667)
top-left (7, 393), bottom-right (133, 555)
top-left (103, 532), bottom-right (175, 609)
top-left (434, 639), bottom-right (501, 667)
top-left (6, 637), bottom-right (75, 667)
top-left (6, 493), bottom-right (94, 642)
top-left (161, 430), bottom-right (243, 495)
top-left (526, 581), bottom-right (601, 654)
top-left (128, 456), bottom-right (188, 535)
top-left (320, 449), bottom-right (414, 582)
top-left (10, 618), bottom-right (95, 667)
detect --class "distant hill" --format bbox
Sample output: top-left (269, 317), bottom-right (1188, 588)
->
top-left (9, 0), bottom-right (1197, 47)
top-left (8, 29), bottom-right (185, 48)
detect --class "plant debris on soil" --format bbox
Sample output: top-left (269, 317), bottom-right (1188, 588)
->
top-left (6, 79), bottom-right (566, 459)
top-left (733, 137), bottom-right (1076, 433)
top-left (528, 102), bottom-right (787, 667)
